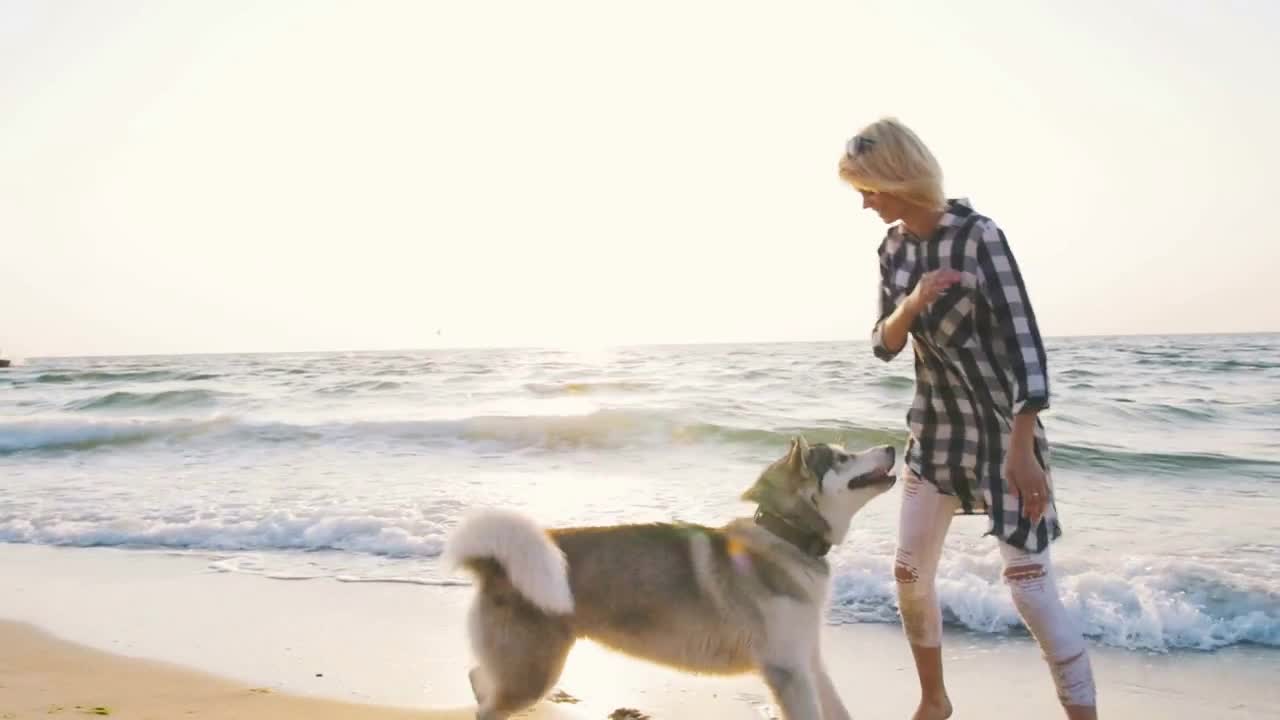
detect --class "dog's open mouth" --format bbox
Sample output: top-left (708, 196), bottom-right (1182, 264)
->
top-left (848, 468), bottom-right (895, 489)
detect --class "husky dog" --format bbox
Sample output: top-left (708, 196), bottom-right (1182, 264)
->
top-left (445, 437), bottom-right (897, 720)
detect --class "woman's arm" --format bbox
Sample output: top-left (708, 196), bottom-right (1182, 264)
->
top-left (870, 247), bottom-right (905, 361)
top-left (873, 296), bottom-right (917, 359)
top-left (870, 238), bottom-right (962, 358)
top-left (975, 219), bottom-right (1051, 520)
top-left (975, 220), bottom-right (1050, 415)
top-left (872, 269), bottom-right (963, 360)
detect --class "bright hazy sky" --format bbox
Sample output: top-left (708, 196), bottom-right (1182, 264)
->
top-left (3, 0), bottom-right (1277, 357)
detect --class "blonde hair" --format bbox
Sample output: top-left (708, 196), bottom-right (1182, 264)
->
top-left (838, 117), bottom-right (945, 211)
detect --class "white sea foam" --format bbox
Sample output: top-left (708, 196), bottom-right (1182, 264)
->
top-left (0, 416), bottom-right (233, 453)
top-left (825, 552), bottom-right (1280, 652)
top-left (0, 510), bottom-right (448, 557)
top-left (1, 507), bottom-right (1274, 651)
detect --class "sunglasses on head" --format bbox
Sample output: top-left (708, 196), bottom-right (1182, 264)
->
top-left (846, 135), bottom-right (876, 157)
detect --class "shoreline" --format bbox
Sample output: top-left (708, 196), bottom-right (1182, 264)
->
top-left (1, 544), bottom-right (1277, 719)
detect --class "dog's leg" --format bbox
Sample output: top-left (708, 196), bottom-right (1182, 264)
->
top-left (475, 653), bottom-right (569, 720)
top-left (468, 666), bottom-right (489, 704)
top-left (472, 608), bottom-right (574, 719)
top-left (472, 663), bottom-right (518, 720)
top-left (763, 664), bottom-right (822, 720)
top-left (811, 650), bottom-right (851, 720)
top-left (474, 670), bottom-right (541, 720)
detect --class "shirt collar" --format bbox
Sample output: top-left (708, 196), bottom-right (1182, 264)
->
top-left (936, 197), bottom-right (974, 228)
top-left (895, 198), bottom-right (974, 241)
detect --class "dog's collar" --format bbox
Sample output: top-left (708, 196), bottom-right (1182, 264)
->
top-left (754, 508), bottom-right (831, 557)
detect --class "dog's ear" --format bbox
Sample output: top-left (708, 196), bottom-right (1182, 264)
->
top-left (787, 436), bottom-right (811, 474)
top-left (785, 436), bottom-right (821, 487)
top-left (744, 436), bottom-right (812, 503)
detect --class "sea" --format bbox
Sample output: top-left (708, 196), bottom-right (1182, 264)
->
top-left (2, 333), bottom-right (1278, 656)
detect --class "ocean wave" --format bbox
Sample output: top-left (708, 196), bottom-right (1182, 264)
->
top-left (65, 389), bottom-right (233, 412)
top-left (27, 370), bottom-right (221, 385)
top-left (1050, 442), bottom-right (1280, 477)
top-left (6, 409), bottom-right (1278, 478)
top-left (314, 380), bottom-right (405, 395)
top-left (1102, 401), bottom-right (1220, 423)
top-left (0, 411), bottom-right (905, 455)
top-left (1057, 368), bottom-right (1100, 378)
top-left (1134, 356), bottom-right (1280, 371)
top-left (0, 417), bottom-right (233, 454)
top-left (0, 510), bottom-right (447, 558)
top-left (369, 362), bottom-right (435, 376)
top-left (524, 381), bottom-right (659, 396)
top-left (444, 410), bottom-right (904, 451)
top-left (826, 553), bottom-right (1280, 652)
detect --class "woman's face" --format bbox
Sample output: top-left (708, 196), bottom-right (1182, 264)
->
top-left (858, 188), bottom-right (912, 226)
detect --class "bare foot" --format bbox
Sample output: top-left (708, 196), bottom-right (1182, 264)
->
top-left (912, 695), bottom-right (953, 720)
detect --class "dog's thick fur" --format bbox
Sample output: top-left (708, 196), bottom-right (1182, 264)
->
top-left (445, 437), bottom-right (896, 720)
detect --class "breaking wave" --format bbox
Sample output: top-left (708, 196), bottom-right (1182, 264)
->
top-left (65, 389), bottom-right (233, 412)
top-left (0, 509), bottom-right (448, 558)
top-left (4, 409), bottom-right (1277, 480)
top-left (1, 506), bottom-right (1273, 652)
top-left (0, 411), bottom-right (904, 455)
top-left (826, 552), bottom-right (1280, 652)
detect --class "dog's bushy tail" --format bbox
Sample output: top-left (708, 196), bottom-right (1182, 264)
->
top-left (444, 509), bottom-right (574, 615)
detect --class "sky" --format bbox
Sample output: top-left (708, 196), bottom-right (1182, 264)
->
top-left (2, 0), bottom-right (1277, 357)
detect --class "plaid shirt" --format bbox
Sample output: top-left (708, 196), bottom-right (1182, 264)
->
top-left (871, 199), bottom-right (1061, 552)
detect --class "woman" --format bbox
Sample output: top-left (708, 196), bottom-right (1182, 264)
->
top-left (838, 118), bottom-right (1098, 720)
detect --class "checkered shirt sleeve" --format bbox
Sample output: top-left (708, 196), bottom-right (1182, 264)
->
top-left (975, 220), bottom-right (1050, 415)
top-left (871, 237), bottom-right (904, 362)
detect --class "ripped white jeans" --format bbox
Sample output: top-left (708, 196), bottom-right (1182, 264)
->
top-left (894, 466), bottom-right (1097, 707)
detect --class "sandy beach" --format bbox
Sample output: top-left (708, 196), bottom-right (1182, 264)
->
top-left (1, 544), bottom-right (1276, 720)
top-left (0, 620), bottom-right (479, 720)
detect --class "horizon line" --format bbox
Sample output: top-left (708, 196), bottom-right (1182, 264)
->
top-left (14, 329), bottom-right (1279, 361)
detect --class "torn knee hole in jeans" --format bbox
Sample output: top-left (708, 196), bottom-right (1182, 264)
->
top-left (1049, 651), bottom-right (1096, 706)
top-left (1053, 650), bottom-right (1085, 668)
top-left (1004, 563), bottom-right (1046, 584)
